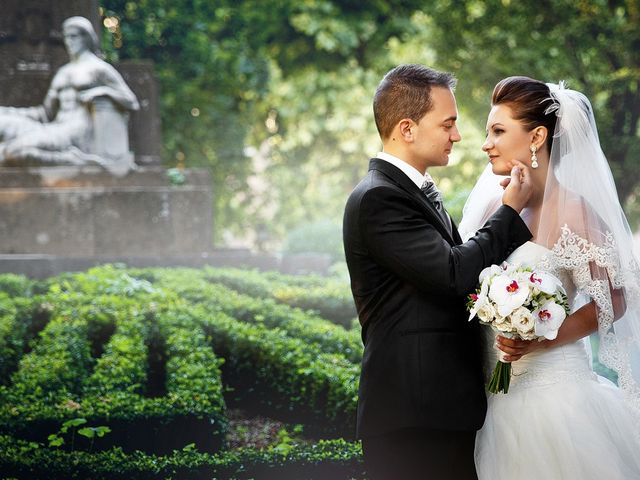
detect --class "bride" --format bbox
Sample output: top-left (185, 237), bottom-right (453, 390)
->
top-left (459, 76), bottom-right (640, 479)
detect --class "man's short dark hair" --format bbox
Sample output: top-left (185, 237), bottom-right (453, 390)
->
top-left (373, 64), bottom-right (456, 140)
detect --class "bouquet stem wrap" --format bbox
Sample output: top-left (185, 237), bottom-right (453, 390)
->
top-left (488, 332), bottom-right (515, 394)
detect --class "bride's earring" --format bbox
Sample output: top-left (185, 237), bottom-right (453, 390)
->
top-left (530, 145), bottom-right (539, 169)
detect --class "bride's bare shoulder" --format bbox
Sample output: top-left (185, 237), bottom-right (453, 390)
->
top-left (558, 190), bottom-right (610, 243)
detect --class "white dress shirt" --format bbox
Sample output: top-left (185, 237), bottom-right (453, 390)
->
top-left (377, 151), bottom-right (451, 231)
top-left (376, 151), bottom-right (435, 189)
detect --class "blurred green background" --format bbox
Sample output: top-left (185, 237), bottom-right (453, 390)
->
top-left (100, 0), bottom-right (640, 256)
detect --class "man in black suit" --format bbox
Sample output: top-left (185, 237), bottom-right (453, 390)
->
top-left (343, 64), bottom-right (533, 479)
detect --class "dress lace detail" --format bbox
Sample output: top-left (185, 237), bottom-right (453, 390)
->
top-left (477, 235), bottom-right (640, 480)
top-left (473, 81), bottom-right (640, 478)
top-left (537, 225), bottom-right (640, 428)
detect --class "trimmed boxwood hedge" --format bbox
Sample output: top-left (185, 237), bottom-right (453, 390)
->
top-left (201, 267), bottom-right (357, 327)
top-left (0, 294), bottom-right (52, 384)
top-left (78, 300), bottom-right (228, 455)
top-left (1, 289), bottom-right (227, 455)
top-left (0, 303), bottom-right (95, 427)
top-left (0, 265), bottom-right (363, 477)
top-left (144, 268), bottom-right (363, 364)
top-left (192, 305), bottom-right (358, 437)
top-left (0, 434), bottom-right (365, 479)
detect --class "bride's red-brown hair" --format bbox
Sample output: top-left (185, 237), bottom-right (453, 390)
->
top-left (491, 76), bottom-right (558, 153)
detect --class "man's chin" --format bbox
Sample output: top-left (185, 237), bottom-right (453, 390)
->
top-left (434, 156), bottom-right (450, 168)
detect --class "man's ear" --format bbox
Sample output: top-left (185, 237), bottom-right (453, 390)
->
top-left (398, 118), bottom-right (415, 142)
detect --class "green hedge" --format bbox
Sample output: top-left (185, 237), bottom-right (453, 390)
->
top-left (76, 299), bottom-right (224, 455)
top-left (165, 303), bottom-right (359, 438)
top-left (0, 265), bottom-right (362, 476)
top-left (201, 267), bottom-right (357, 327)
top-left (146, 268), bottom-right (363, 364)
top-left (0, 295), bottom-right (52, 384)
top-left (1, 286), bottom-right (227, 455)
top-left (0, 273), bottom-right (34, 297)
top-left (0, 301), bottom-right (95, 428)
top-left (0, 434), bottom-right (365, 479)
top-left (271, 284), bottom-right (356, 329)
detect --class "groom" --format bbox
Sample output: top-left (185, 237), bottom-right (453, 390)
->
top-left (343, 64), bottom-right (533, 479)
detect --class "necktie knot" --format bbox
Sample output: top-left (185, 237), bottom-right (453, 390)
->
top-left (420, 179), bottom-right (451, 234)
top-left (420, 180), bottom-right (443, 206)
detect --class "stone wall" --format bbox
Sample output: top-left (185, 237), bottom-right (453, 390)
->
top-left (0, 167), bottom-right (213, 256)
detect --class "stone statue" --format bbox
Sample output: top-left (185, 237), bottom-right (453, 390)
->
top-left (0, 16), bottom-right (139, 174)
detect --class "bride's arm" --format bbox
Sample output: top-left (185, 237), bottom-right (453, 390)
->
top-left (498, 289), bottom-right (625, 360)
top-left (498, 261), bottom-right (627, 361)
top-left (497, 197), bottom-right (628, 361)
top-left (498, 302), bottom-right (597, 360)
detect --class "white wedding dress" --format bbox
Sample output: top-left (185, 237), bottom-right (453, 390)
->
top-left (475, 241), bottom-right (640, 480)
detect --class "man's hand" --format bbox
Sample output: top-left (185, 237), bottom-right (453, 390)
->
top-left (501, 160), bottom-right (533, 212)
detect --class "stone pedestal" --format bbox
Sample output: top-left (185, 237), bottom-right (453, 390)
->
top-left (0, 167), bottom-right (213, 257)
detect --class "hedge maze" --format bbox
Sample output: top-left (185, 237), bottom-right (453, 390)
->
top-left (0, 266), bottom-right (365, 479)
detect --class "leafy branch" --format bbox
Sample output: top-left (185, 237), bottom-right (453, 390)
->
top-left (48, 418), bottom-right (111, 452)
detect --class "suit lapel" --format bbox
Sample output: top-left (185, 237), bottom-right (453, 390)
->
top-left (450, 217), bottom-right (462, 245)
top-left (369, 158), bottom-right (456, 244)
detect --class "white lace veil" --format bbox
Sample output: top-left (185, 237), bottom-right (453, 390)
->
top-left (460, 82), bottom-right (640, 423)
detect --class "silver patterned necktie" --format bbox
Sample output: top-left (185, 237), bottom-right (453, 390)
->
top-left (420, 180), bottom-right (451, 233)
top-left (420, 180), bottom-right (443, 209)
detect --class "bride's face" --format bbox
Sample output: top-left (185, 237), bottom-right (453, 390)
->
top-left (483, 104), bottom-right (534, 176)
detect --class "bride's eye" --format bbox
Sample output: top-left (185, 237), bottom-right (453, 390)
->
top-left (493, 128), bottom-right (504, 135)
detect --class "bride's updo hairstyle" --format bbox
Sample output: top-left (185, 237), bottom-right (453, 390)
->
top-left (491, 76), bottom-right (558, 153)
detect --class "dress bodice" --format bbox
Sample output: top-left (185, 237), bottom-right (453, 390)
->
top-left (505, 240), bottom-right (549, 266)
top-left (483, 241), bottom-right (596, 390)
top-left (505, 241), bottom-right (577, 303)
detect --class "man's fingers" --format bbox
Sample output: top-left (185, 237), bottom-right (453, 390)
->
top-left (500, 159), bottom-right (533, 212)
top-left (511, 160), bottom-right (531, 185)
top-left (500, 177), bottom-right (511, 189)
top-left (510, 166), bottom-right (521, 186)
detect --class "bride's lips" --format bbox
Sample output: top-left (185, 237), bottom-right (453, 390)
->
top-left (488, 155), bottom-right (499, 163)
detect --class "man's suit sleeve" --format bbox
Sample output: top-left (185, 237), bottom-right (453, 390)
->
top-left (359, 186), bottom-right (531, 297)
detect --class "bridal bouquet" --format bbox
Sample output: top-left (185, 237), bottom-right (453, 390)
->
top-left (467, 263), bottom-right (570, 394)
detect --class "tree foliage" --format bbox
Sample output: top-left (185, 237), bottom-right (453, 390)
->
top-left (99, 0), bottom-right (426, 243)
top-left (417, 0), bottom-right (640, 220)
top-left (99, 0), bottom-right (640, 245)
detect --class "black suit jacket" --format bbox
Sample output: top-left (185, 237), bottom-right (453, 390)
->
top-left (343, 158), bottom-right (531, 438)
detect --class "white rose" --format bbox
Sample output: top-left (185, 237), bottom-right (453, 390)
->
top-left (510, 306), bottom-right (535, 337)
top-left (494, 316), bottom-right (516, 333)
top-left (476, 302), bottom-right (498, 324)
